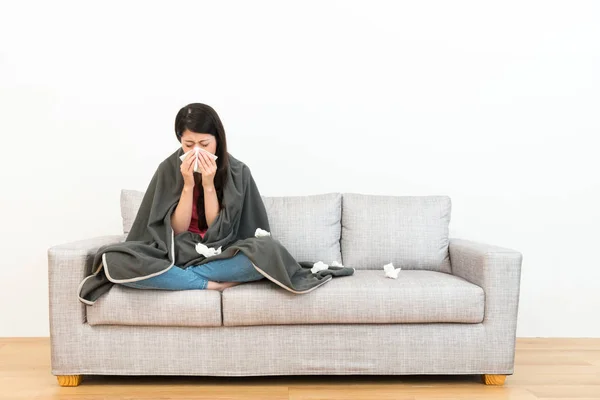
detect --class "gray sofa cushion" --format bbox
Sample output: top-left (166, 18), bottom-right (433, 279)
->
top-left (262, 192), bottom-right (342, 264)
top-left (341, 194), bottom-right (452, 273)
top-left (121, 189), bottom-right (145, 234)
top-left (222, 270), bottom-right (483, 326)
top-left (120, 189), bottom-right (343, 263)
top-left (86, 284), bottom-right (222, 327)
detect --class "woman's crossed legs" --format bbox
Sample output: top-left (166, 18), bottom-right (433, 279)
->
top-left (120, 251), bottom-right (263, 291)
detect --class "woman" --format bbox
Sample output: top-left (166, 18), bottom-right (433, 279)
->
top-left (120, 103), bottom-right (265, 292)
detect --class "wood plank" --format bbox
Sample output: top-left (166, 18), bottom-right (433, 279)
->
top-left (509, 365), bottom-right (600, 386)
top-left (527, 385), bottom-right (600, 398)
top-left (516, 338), bottom-right (600, 351)
top-left (289, 386), bottom-right (538, 400)
top-left (514, 350), bottom-right (600, 366)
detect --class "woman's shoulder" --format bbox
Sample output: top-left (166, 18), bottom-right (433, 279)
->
top-left (227, 152), bottom-right (243, 168)
top-left (228, 153), bottom-right (255, 177)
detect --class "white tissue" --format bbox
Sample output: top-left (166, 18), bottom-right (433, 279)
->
top-left (311, 261), bottom-right (329, 274)
top-left (195, 242), bottom-right (222, 258)
top-left (179, 147), bottom-right (218, 173)
top-left (383, 262), bottom-right (401, 279)
top-left (255, 228), bottom-right (271, 238)
top-left (310, 260), bottom-right (345, 274)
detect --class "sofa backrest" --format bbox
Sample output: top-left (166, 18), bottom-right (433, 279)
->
top-left (119, 190), bottom-right (343, 265)
top-left (341, 194), bottom-right (452, 273)
top-left (120, 190), bottom-right (451, 273)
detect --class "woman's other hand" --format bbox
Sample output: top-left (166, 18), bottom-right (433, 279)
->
top-left (197, 151), bottom-right (217, 188)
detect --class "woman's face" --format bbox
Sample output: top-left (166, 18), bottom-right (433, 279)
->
top-left (180, 129), bottom-right (217, 156)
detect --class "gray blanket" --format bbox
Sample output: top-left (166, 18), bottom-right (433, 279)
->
top-left (78, 148), bottom-right (354, 304)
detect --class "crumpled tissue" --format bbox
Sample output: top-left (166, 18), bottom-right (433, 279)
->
top-left (255, 228), bottom-right (271, 238)
top-left (195, 228), bottom-right (269, 258)
top-left (383, 262), bottom-right (401, 279)
top-left (179, 147), bottom-right (218, 173)
top-left (195, 242), bottom-right (222, 257)
top-left (311, 260), bottom-right (344, 274)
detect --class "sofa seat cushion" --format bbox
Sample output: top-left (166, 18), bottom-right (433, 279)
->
top-left (222, 270), bottom-right (484, 326)
top-left (86, 285), bottom-right (222, 327)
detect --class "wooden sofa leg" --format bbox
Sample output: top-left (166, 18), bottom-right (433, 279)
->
top-left (482, 374), bottom-right (506, 385)
top-left (57, 375), bottom-right (83, 387)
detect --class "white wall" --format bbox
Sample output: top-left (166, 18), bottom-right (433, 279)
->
top-left (1, 0), bottom-right (598, 337)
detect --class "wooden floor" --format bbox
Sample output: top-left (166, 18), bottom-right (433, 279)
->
top-left (1, 338), bottom-right (599, 400)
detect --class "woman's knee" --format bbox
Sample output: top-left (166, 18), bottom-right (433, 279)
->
top-left (235, 252), bottom-right (264, 281)
top-left (120, 281), bottom-right (145, 289)
top-left (119, 267), bottom-right (209, 290)
top-left (119, 280), bottom-right (161, 290)
top-left (186, 252), bottom-right (263, 283)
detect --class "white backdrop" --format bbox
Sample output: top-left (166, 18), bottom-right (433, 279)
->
top-left (1, 1), bottom-right (598, 337)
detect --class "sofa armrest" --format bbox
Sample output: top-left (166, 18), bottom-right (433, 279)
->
top-left (449, 238), bottom-right (523, 329)
top-left (47, 234), bottom-right (126, 363)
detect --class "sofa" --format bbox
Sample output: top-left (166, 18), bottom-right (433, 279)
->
top-left (48, 191), bottom-right (523, 387)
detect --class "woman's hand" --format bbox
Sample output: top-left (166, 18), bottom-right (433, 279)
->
top-left (197, 151), bottom-right (218, 188)
top-left (180, 150), bottom-right (196, 188)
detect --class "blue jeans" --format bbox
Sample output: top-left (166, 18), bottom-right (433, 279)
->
top-left (120, 251), bottom-right (264, 290)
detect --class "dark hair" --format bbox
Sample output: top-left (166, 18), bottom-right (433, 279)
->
top-left (174, 103), bottom-right (229, 232)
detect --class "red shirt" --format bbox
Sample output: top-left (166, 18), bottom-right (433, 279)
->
top-left (188, 184), bottom-right (208, 238)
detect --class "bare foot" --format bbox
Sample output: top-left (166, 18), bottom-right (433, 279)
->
top-left (219, 281), bottom-right (242, 291)
top-left (206, 281), bottom-right (242, 291)
top-left (205, 281), bottom-right (220, 290)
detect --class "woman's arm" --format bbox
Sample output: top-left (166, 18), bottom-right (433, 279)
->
top-left (170, 185), bottom-right (194, 235)
top-left (203, 184), bottom-right (220, 227)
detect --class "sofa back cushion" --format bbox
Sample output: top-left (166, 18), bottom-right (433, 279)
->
top-left (121, 189), bottom-right (145, 235)
top-left (262, 193), bottom-right (342, 264)
top-left (120, 189), bottom-right (342, 263)
top-left (341, 194), bottom-right (452, 273)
